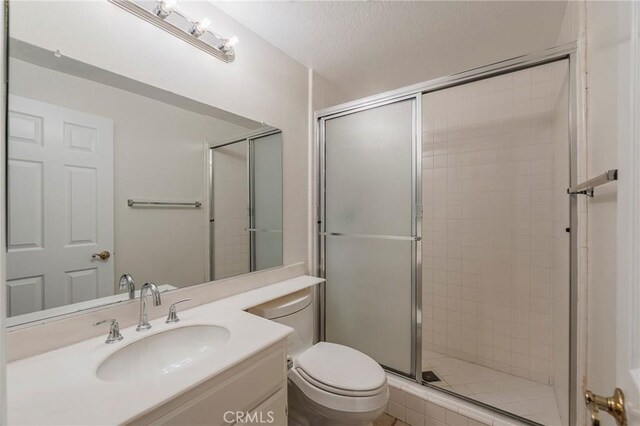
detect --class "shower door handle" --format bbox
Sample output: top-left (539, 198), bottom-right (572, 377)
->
top-left (320, 232), bottom-right (421, 241)
top-left (585, 388), bottom-right (627, 426)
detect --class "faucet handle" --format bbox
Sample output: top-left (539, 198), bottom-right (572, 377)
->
top-left (94, 319), bottom-right (124, 344)
top-left (166, 299), bottom-right (192, 324)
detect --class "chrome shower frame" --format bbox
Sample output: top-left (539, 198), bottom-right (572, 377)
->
top-left (315, 42), bottom-right (579, 426)
top-left (208, 127), bottom-right (283, 281)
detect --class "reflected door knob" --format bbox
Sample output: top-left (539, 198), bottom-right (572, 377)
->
top-left (91, 251), bottom-right (111, 261)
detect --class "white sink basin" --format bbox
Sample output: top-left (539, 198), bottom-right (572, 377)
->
top-left (96, 325), bottom-right (230, 382)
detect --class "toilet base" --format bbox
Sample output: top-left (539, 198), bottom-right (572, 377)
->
top-left (287, 381), bottom-right (385, 426)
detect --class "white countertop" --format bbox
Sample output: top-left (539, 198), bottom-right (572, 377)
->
top-left (7, 275), bottom-right (323, 425)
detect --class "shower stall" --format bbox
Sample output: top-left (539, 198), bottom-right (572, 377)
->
top-left (317, 45), bottom-right (576, 426)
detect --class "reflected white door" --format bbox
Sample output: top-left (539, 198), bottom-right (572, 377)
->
top-left (6, 95), bottom-right (114, 317)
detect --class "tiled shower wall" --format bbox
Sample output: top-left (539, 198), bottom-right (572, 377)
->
top-left (421, 61), bottom-right (569, 384)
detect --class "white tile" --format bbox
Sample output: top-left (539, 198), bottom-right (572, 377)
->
top-left (406, 391), bottom-right (427, 414)
top-left (389, 385), bottom-right (406, 404)
top-left (458, 406), bottom-right (494, 425)
top-left (467, 421), bottom-right (489, 426)
top-left (406, 408), bottom-right (427, 426)
top-left (426, 401), bottom-right (448, 422)
top-left (387, 400), bottom-right (406, 421)
top-left (445, 410), bottom-right (469, 426)
top-left (426, 417), bottom-right (446, 426)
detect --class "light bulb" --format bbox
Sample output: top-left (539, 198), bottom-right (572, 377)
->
top-left (227, 36), bottom-right (239, 47)
top-left (219, 36), bottom-right (239, 53)
top-left (154, 0), bottom-right (177, 19)
top-left (198, 18), bottom-right (212, 31)
top-left (189, 18), bottom-right (211, 38)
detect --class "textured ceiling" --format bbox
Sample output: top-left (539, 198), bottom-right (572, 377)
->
top-left (213, 1), bottom-right (568, 100)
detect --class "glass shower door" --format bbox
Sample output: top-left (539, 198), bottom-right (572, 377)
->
top-left (250, 132), bottom-right (283, 271)
top-left (322, 98), bottom-right (419, 376)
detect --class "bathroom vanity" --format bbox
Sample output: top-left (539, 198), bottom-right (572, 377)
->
top-left (129, 340), bottom-right (287, 425)
top-left (7, 276), bottom-right (322, 425)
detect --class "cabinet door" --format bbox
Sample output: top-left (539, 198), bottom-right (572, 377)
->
top-left (236, 389), bottom-right (286, 426)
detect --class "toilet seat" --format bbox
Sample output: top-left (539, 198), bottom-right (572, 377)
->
top-left (296, 369), bottom-right (384, 397)
top-left (288, 342), bottom-right (388, 413)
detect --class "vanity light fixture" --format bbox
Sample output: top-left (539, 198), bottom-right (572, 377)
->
top-left (219, 35), bottom-right (239, 53)
top-left (108, 0), bottom-right (238, 62)
top-left (189, 18), bottom-right (211, 38)
top-left (153, 0), bottom-right (177, 19)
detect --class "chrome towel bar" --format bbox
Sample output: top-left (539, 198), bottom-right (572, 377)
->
top-left (127, 199), bottom-right (202, 208)
top-left (567, 169), bottom-right (618, 197)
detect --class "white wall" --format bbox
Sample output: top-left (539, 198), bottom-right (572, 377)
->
top-left (9, 0), bottom-right (310, 270)
top-left (307, 70), bottom-right (351, 274)
top-left (312, 71), bottom-right (350, 112)
top-left (205, 116), bottom-right (257, 147)
top-left (583, 2), bottom-right (633, 425)
top-left (0, 0), bottom-right (6, 420)
top-left (555, 1), bottom-right (580, 47)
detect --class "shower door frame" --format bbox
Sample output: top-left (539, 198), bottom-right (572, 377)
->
top-left (316, 42), bottom-right (579, 425)
top-left (317, 94), bottom-right (423, 379)
top-left (208, 127), bottom-right (283, 281)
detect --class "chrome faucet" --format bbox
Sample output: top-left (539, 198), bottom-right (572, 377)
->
top-left (119, 273), bottom-right (135, 299)
top-left (137, 282), bottom-right (161, 331)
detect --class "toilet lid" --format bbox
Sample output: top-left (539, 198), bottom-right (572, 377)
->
top-left (294, 342), bottom-right (386, 396)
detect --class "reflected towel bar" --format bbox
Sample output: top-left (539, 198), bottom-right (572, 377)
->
top-left (127, 199), bottom-right (202, 208)
top-left (567, 169), bottom-right (618, 197)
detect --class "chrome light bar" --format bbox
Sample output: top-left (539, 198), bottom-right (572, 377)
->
top-left (108, 0), bottom-right (238, 63)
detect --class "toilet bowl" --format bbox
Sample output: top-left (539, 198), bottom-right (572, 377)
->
top-left (248, 289), bottom-right (388, 426)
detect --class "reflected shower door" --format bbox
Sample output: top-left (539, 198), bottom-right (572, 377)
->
top-left (250, 132), bottom-right (283, 270)
top-left (210, 141), bottom-right (249, 280)
top-left (322, 98), bottom-right (419, 376)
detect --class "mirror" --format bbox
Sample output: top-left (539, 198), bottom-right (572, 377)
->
top-left (5, 15), bottom-right (283, 326)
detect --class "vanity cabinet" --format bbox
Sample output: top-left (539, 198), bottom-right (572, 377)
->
top-left (128, 340), bottom-right (287, 426)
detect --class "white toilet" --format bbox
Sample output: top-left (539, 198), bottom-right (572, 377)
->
top-left (249, 289), bottom-right (389, 426)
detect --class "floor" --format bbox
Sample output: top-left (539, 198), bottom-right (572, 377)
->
top-left (422, 350), bottom-right (562, 425)
top-left (375, 413), bottom-right (408, 426)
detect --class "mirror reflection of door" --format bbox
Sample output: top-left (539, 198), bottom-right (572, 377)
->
top-left (210, 130), bottom-right (283, 280)
top-left (7, 95), bottom-right (114, 317)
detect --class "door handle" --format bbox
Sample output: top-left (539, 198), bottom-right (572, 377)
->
top-left (585, 387), bottom-right (627, 426)
top-left (91, 250), bottom-right (111, 261)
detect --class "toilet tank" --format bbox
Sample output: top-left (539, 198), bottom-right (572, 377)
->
top-left (248, 288), bottom-right (313, 356)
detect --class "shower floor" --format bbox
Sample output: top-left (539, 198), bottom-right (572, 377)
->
top-left (422, 350), bottom-right (562, 425)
